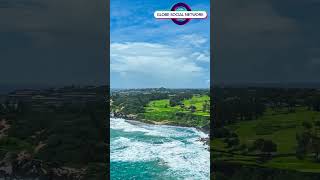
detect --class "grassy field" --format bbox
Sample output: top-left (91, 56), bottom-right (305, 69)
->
top-left (212, 107), bottom-right (320, 172)
top-left (143, 95), bottom-right (210, 127)
top-left (183, 95), bottom-right (210, 116)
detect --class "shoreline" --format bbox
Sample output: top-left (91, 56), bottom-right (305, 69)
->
top-left (111, 113), bottom-right (210, 133)
top-left (110, 113), bottom-right (210, 145)
top-left (139, 119), bottom-right (210, 135)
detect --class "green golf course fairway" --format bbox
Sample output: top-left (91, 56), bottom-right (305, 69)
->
top-left (143, 95), bottom-right (210, 128)
top-left (212, 107), bottom-right (320, 173)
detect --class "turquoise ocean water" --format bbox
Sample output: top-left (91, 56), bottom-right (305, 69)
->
top-left (110, 118), bottom-right (209, 180)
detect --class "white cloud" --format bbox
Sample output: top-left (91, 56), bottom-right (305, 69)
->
top-left (111, 42), bottom-right (208, 88)
top-left (179, 34), bottom-right (208, 47)
top-left (191, 52), bottom-right (210, 62)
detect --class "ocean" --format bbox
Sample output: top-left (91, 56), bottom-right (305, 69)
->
top-left (110, 118), bottom-right (210, 180)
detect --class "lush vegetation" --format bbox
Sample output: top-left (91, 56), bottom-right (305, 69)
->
top-left (143, 95), bottom-right (210, 128)
top-left (212, 87), bottom-right (320, 179)
top-left (111, 88), bottom-right (210, 130)
top-left (0, 86), bottom-right (108, 179)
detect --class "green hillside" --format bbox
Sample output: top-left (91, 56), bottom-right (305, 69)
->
top-left (143, 95), bottom-right (210, 128)
top-left (212, 107), bottom-right (320, 173)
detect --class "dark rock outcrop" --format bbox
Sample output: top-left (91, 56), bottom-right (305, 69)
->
top-left (0, 152), bottom-right (86, 179)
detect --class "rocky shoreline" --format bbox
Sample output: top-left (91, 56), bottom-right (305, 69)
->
top-left (111, 112), bottom-right (210, 146)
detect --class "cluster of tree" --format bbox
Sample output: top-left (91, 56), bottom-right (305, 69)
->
top-left (305, 96), bottom-right (320, 112)
top-left (202, 100), bottom-right (210, 112)
top-left (213, 127), bottom-right (232, 138)
top-left (213, 96), bottom-right (265, 128)
top-left (212, 87), bottom-right (320, 129)
top-left (213, 160), bottom-right (320, 180)
top-left (250, 138), bottom-right (277, 155)
top-left (112, 89), bottom-right (209, 115)
top-left (7, 100), bottom-right (107, 164)
top-left (112, 92), bottom-right (169, 114)
top-left (211, 86), bottom-right (320, 180)
top-left (169, 93), bottom-right (193, 107)
top-left (0, 86), bottom-right (108, 179)
top-left (213, 127), bottom-right (277, 155)
top-left (174, 111), bottom-right (210, 128)
top-left (296, 121), bottom-right (320, 162)
top-left (223, 133), bottom-right (240, 149)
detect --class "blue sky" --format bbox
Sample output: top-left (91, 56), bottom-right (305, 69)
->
top-left (110, 0), bottom-right (210, 88)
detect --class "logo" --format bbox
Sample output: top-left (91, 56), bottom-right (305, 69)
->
top-left (154, 2), bottom-right (207, 25)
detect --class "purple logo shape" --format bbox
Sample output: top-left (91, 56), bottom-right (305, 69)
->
top-left (171, 2), bottom-right (192, 25)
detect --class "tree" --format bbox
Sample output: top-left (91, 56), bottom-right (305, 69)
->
top-left (189, 105), bottom-right (196, 113)
top-left (261, 140), bottom-right (277, 154)
top-left (315, 120), bottom-right (320, 128)
top-left (311, 96), bottom-right (320, 111)
top-left (252, 139), bottom-right (277, 155)
top-left (224, 137), bottom-right (240, 148)
top-left (296, 132), bottom-right (311, 159)
top-left (302, 121), bottom-right (313, 129)
top-left (252, 138), bottom-right (265, 151)
top-left (169, 99), bottom-right (179, 107)
top-left (312, 137), bottom-right (320, 162)
top-left (213, 127), bottom-right (231, 138)
top-left (202, 100), bottom-right (208, 112)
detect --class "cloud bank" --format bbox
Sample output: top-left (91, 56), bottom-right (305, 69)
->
top-left (111, 42), bottom-right (209, 88)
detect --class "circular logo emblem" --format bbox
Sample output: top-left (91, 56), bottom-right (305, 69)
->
top-left (171, 2), bottom-right (192, 25)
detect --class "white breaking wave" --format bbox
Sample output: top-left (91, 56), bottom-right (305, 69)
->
top-left (110, 118), bottom-right (208, 138)
top-left (110, 118), bottom-right (210, 179)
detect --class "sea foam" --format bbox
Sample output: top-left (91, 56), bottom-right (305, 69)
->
top-left (111, 118), bottom-right (209, 179)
